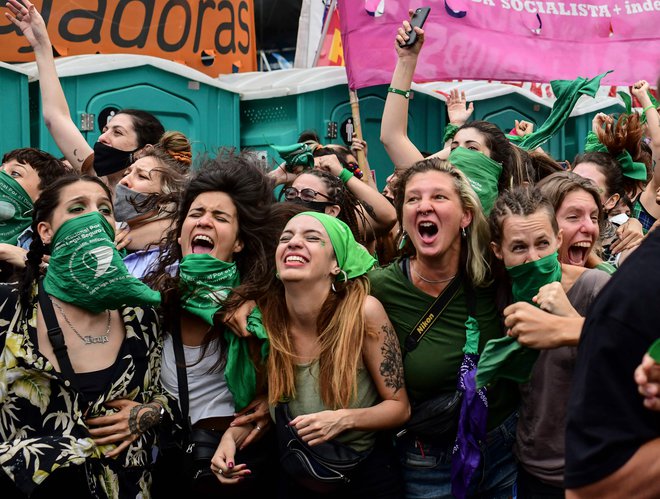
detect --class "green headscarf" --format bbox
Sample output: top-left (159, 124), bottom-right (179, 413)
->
top-left (448, 147), bottom-right (502, 216)
top-left (506, 71), bottom-right (611, 151)
top-left (476, 252), bottom-right (562, 389)
top-left (292, 212), bottom-right (376, 279)
top-left (584, 131), bottom-right (647, 181)
top-left (272, 142), bottom-right (317, 173)
top-left (0, 171), bottom-right (33, 245)
top-left (43, 212), bottom-right (161, 313)
top-left (178, 253), bottom-right (268, 411)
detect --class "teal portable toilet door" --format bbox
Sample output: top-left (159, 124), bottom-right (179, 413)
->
top-left (85, 85), bottom-right (199, 145)
top-left (330, 94), bottom-right (401, 191)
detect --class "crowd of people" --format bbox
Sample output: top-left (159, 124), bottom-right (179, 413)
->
top-left (1, 2), bottom-right (659, 498)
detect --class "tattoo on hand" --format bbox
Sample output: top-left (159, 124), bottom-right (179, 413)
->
top-left (379, 324), bottom-right (405, 392)
top-left (128, 403), bottom-right (161, 436)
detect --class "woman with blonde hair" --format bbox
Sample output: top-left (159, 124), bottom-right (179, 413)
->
top-left (369, 158), bottom-right (519, 498)
top-left (212, 212), bottom-right (410, 498)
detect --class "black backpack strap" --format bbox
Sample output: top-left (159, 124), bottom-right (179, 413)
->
top-left (38, 280), bottom-right (79, 392)
top-left (403, 274), bottom-right (463, 358)
top-left (170, 316), bottom-right (191, 431)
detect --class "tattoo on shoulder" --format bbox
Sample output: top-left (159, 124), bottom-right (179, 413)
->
top-left (379, 324), bottom-right (405, 392)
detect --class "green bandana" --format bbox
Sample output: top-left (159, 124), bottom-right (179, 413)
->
top-left (0, 171), bottom-right (33, 245)
top-left (178, 253), bottom-right (268, 411)
top-left (448, 147), bottom-right (502, 215)
top-left (272, 142), bottom-right (317, 173)
top-left (43, 212), bottom-right (161, 313)
top-left (506, 71), bottom-right (611, 151)
top-left (292, 212), bottom-right (376, 280)
top-left (584, 131), bottom-right (648, 181)
top-left (618, 90), bottom-right (659, 125)
top-left (476, 252), bottom-right (562, 389)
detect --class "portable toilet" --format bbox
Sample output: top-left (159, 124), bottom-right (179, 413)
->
top-left (20, 54), bottom-right (240, 161)
top-left (0, 62), bottom-right (31, 156)
top-left (222, 67), bottom-right (445, 191)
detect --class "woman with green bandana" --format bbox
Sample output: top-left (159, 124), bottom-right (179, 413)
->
top-left (146, 151), bottom-right (280, 498)
top-left (0, 174), bottom-right (167, 499)
top-left (479, 184), bottom-right (610, 497)
top-left (380, 17), bottom-right (564, 207)
top-left (0, 148), bottom-right (68, 280)
top-left (368, 158), bottom-right (519, 499)
top-left (214, 211), bottom-right (409, 497)
top-left (7, 0), bottom-right (165, 188)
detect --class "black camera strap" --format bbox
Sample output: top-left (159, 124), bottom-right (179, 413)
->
top-left (170, 316), bottom-right (192, 433)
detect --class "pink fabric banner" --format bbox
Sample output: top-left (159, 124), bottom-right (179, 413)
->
top-left (338, 0), bottom-right (660, 89)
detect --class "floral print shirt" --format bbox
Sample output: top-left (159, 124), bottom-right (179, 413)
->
top-left (0, 284), bottom-right (167, 498)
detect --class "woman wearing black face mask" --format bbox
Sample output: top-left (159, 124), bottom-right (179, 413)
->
top-left (7, 0), bottom-right (165, 188)
top-left (114, 132), bottom-right (192, 279)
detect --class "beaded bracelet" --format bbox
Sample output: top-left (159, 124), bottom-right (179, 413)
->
top-left (388, 86), bottom-right (411, 99)
top-left (642, 104), bottom-right (657, 114)
top-left (339, 168), bottom-right (354, 184)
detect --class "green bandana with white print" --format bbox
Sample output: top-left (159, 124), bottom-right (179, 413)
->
top-left (0, 171), bottom-right (33, 245)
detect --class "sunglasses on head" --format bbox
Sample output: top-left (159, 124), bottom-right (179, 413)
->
top-left (283, 187), bottom-right (334, 203)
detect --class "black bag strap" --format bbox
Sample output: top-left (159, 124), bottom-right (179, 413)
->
top-left (38, 280), bottom-right (79, 392)
top-left (170, 316), bottom-right (192, 431)
top-left (403, 274), bottom-right (463, 357)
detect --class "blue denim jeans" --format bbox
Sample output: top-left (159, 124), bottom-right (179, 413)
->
top-left (396, 411), bottom-right (518, 499)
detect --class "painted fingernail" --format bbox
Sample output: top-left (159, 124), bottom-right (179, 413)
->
top-left (228, 461), bottom-right (234, 469)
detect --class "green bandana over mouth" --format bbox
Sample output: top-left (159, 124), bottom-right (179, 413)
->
top-left (179, 253), bottom-right (268, 411)
top-left (0, 171), bottom-right (33, 245)
top-left (448, 147), bottom-right (502, 216)
top-left (43, 211), bottom-right (161, 313)
top-left (292, 212), bottom-right (376, 280)
top-left (476, 252), bottom-right (562, 389)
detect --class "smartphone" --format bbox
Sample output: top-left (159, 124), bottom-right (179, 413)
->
top-left (401, 7), bottom-right (431, 47)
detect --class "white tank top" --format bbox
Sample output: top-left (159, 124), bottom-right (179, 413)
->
top-left (161, 333), bottom-right (235, 424)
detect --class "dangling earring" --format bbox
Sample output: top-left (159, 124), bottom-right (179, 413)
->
top-left (331, 282), bottom-right (338, 293)
top-left (461, 227), bottom-right (467, 238)
top-left (275, 271), bottom-right (280, 280)
top-left (398, 230), bottom-right (408, 251)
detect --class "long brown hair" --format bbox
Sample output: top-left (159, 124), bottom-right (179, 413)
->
top-left (260, 275), bottom-right (373, 409)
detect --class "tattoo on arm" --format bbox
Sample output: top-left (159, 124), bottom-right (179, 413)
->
top-left (379, 324), bottom-right (405, 392)
top-left (361, 200), bottom-right (378, 221)
top-left (72, 148), bottom-right (84, 164)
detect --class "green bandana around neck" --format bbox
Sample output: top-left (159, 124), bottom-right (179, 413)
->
top-left (43, 211), bottom-right (161, 313)
top-left (476, 252), bottom-right (562, 389)
top-left (272, 142), bottom-right (317, 173)
top-left (179, 253), bottom-right (239, 325)
top-left (506, 70), bottom-right (611, 151)
top-left (178, 252), bottom-right (269, 411)
top-left (0, 171), bottom-right (34, 245)
top-left (584, 131), bottom-right (647, 181)
top-left (292, 212), bottom-right (376, 280)
top-left (448, 147), bottom-right (502, 215)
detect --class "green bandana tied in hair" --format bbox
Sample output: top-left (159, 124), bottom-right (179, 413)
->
top-left (0, 171), bottom-right (33, 245)
top-left (272, 142), bottom-right (317, 174)
top-left (584, 131), bottom-right (647, 181)
top-left (179, 253), bottom-right (268, 411)
top-left (506, 71), bottom-right (611, 151)
top-left (476, 252), bottom-right (562, 389)
top-left (292, 212), bottom-right (376, 279)
top-left (448, 147), bottom-right (502, 216)
top-left (43, 212), bottom-right (161, 313)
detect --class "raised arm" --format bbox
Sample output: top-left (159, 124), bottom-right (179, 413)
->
top-left (379, 17), bottom-right (426, 172)
top-left (6, 0), bottom-right (93, 172)
top-left (631, 80), bottom-right (660, 154)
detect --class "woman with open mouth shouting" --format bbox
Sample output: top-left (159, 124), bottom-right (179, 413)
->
top-left (478, 184), bottom-right (610, 498)
top-left (145, 151), bottom-right (280, 498)
top-left (368, 158), bottom-right (520, 499)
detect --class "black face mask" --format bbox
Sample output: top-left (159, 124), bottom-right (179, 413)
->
top-left (113, 183), bottom-right (153, 222)
top-left (290, 197), bottom-right (335, 213)
top-left (93, 142), bottom-right (139, 177)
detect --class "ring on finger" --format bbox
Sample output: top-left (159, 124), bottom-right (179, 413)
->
top-left (215, 468), bottom-right (224, 476)
top-left (255, 424), bottom-right (262, 431)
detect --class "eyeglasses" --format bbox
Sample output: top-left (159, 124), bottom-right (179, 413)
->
top-left (283, 186), bottom-right (334, 203)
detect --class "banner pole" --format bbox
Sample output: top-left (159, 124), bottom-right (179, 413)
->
top-left (349, 87), bottom-right (376, 186)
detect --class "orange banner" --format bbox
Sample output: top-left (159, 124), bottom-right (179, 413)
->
top-left (0, 0), bottom-right (256, 77)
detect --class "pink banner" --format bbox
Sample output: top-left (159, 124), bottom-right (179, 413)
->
top-left (338, 0), bottom-right (660, 89)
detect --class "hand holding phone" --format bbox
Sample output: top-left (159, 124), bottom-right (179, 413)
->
top-left (400, 7), bottom-right (431, 47)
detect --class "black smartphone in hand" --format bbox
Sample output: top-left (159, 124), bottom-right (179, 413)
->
top-left (401, 7), bottom-right (431, 47)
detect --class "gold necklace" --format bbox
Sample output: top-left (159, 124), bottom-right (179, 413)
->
top-left (51, 300), bottom-right (111, 345)
top-left (411, 260), bottom-right (456, 284)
